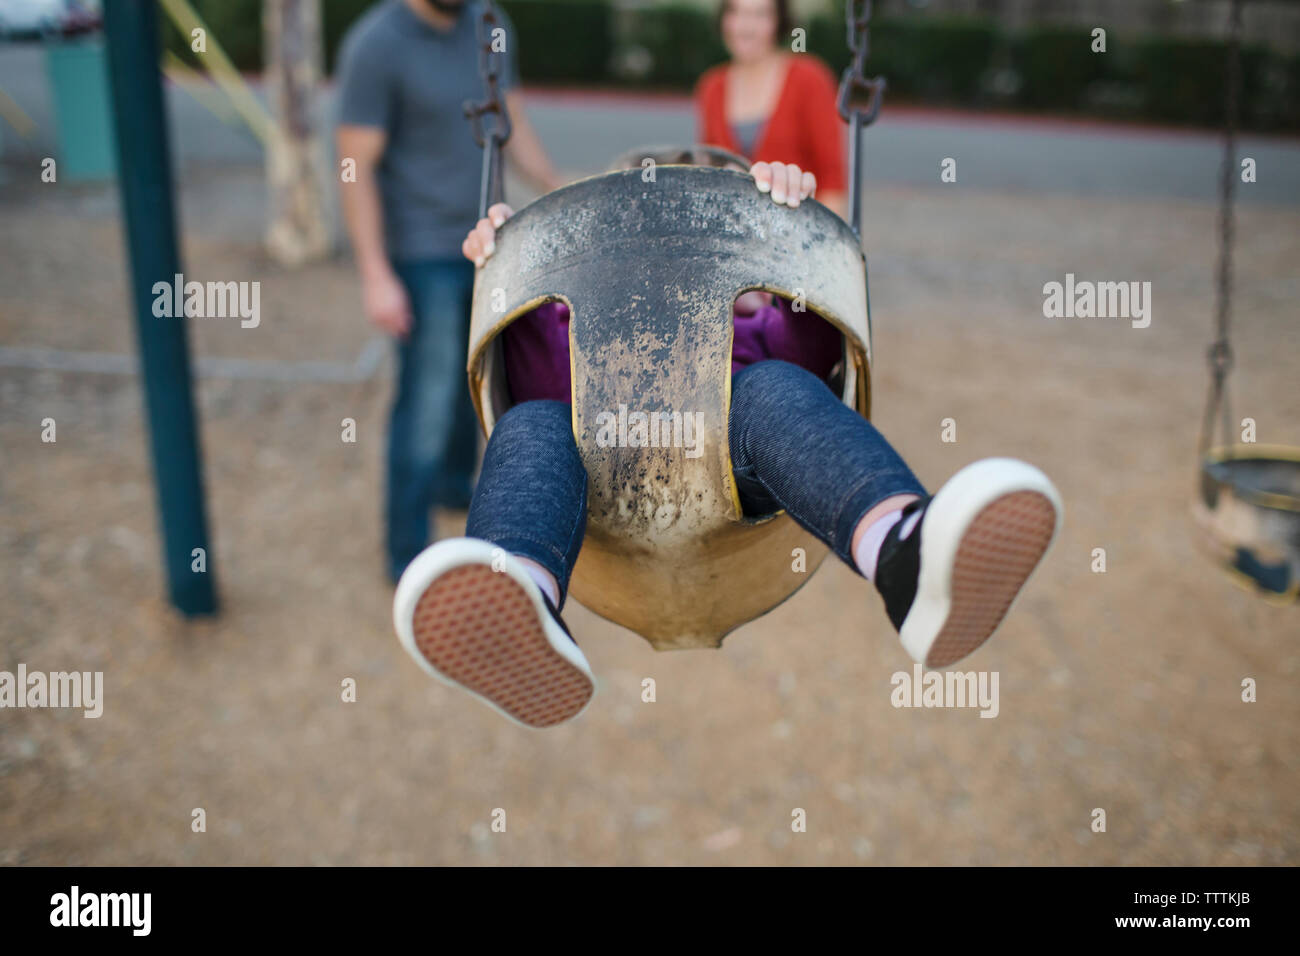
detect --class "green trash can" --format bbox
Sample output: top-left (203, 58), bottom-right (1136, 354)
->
top-left (45, 35), bottom-right (118, 181)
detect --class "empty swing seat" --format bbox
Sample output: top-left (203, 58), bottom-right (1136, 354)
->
top-left (1195, 444), bottom-right (1300, 603)
top-left (467, 163), bottom-right (874, 649)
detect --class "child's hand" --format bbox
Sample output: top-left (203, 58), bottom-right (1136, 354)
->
top-left (461, 203), bottom-right (515, 268)
top-left (750, 162), bottom-right (817, 208)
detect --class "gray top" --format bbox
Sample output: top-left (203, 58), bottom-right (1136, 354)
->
top-left (335, 0), bottom-right (517, 262)
top-left (731, 118), bottom-right (764, 158)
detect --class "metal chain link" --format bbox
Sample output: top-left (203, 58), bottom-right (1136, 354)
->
top-left (1201, 0), bottom-right (1243, 455)
top-left (837, 0), bottom-right (886, 238)
top-left (837, 0), bottom-right (885, 124)
top-left (463, 0), bottom-right (512, 219)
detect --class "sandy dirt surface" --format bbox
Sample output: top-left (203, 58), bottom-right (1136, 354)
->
top-left (1, 159), bottom-right (1297, 866)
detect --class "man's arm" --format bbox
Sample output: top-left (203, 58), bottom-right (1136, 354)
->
top-left (503, 90), bottom-right (563, 194)
top-left (337, 124), bottom-right (411, 338)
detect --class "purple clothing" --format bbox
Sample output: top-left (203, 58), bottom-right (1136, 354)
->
top-left (503, 295), bottom-right (842, 404)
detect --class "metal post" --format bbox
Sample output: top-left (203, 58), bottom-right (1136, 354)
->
top-left (103, 0), bottom-right (217, 615)
top-left (848, 112), bottom-right (862, 238)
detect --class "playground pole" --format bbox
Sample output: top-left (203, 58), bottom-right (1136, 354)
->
top-left (103, 0), bottom-right (217, 615)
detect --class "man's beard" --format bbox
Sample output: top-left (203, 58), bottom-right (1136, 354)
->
top-left (424, 0), bottom-right (465, 14)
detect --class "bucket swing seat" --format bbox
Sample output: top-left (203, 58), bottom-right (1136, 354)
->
top-left (466, 152), bottom-right (875, 649)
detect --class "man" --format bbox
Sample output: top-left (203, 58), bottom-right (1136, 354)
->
top-left (336, 0), bottom-right (562, 582)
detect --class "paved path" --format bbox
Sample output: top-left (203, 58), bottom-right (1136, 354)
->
top-left (2, 44), bottom-right (1298, 205)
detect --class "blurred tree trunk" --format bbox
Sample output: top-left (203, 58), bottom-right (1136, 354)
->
top-left (264, 0), bottom-right (332, 266)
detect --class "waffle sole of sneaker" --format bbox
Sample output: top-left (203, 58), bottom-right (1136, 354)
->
top-left (393, 540), bottom-right (594, 729)
top-left (900, 460), bottom-right (1062, 669)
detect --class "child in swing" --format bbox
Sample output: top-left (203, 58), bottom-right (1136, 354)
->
top-left (392, 156), bottom-right (1062, 729)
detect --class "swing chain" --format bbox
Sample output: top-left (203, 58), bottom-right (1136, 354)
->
top-left (463, 0), bottom-right (512, 219)
top-left (837, 0), bottom-right (886, 127)
top-left (838, 0), bottom-right (886, 239)
top-left (1202, 0), bottom-right (1242, 455)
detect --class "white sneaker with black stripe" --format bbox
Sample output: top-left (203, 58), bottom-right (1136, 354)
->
top-left (873, 459), bottom-right (1062, 668)
top-left (393, 538), bottom-right (595, 729)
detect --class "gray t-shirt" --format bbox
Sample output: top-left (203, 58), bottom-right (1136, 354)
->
top-left (335, 0), bottom-right (517, 262)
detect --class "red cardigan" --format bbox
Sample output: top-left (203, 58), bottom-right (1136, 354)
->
top-left (695, 55), bottom-right (846, 194)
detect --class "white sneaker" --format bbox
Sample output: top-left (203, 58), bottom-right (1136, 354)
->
top-left (873, 459), bottom-right (1062, 668)
top-left (393, 538), bottom-right (595, 729)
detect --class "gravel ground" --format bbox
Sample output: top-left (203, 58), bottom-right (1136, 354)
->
top-left (1, 154), bottom-right (1297, 865)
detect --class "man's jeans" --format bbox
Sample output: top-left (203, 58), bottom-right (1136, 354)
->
top-left (386, 258), bottom-right (479, 581)
top-left (466, 359), bottom-right (927, 607)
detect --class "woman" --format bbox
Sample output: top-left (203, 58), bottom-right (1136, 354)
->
top-left (696, 0), bottom-right (848, 218)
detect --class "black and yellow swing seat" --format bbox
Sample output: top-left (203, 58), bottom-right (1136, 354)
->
top-left (1186, 0), bottom-right (1300, 608)
top-left (1194, 445), bottom-right (1300, 606)
top-left (466, 151), bottom-right (873, 650)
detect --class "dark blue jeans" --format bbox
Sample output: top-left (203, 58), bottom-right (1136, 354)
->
top-left (466, 359), bottom-right (925, 607)
top-left (386, 258), bottom-right (481, 581)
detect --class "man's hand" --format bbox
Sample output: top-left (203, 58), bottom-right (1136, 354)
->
top-left (362, 267), bottom-right (412, 338)
top-left (750, 161), bottom-right (817, 208)
top-left (461, 203), bottom-right (515, 267)
top-left (337, 124), bottom-right (413, 337)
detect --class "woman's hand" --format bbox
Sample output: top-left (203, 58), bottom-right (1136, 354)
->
top-left (461, 202), bottom-right (515, 267)
top-left (750, 162), bottom-right (816, 208)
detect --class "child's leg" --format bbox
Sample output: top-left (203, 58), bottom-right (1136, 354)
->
top-left (730, 360), bottom-right (1060, 667)
top-left (465, 399), bottom-right (588, 608)
top-left (393, 400), bottom-right (594, 729)
top-left (729, 360), bottom-right (927, 564)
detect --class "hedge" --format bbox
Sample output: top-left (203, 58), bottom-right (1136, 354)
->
top-left (1013, 26), bottom-right (1113, 110)
top-left (162, 0), bottom-right (261, 71)
top-left (1131, 37), bottom-right (1272, 127)
top-left (617, 3), bottom-right (727, 89)
top-left (501, 0), bottom-right (612, 86)
top-left (864, 18), bottom-right (998, 105)
top-left (156, 0), bottom-right (1298, 132)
